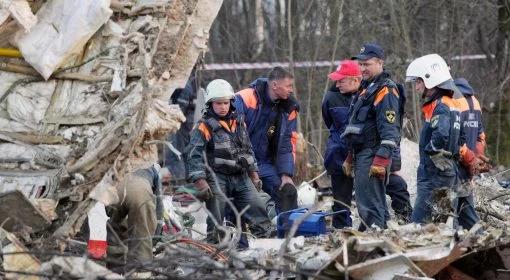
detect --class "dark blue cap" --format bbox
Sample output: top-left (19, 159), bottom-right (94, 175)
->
top-left (352, 43), bottom-right (385, 60)
top-left (453, 78), bottom-right (474, 95)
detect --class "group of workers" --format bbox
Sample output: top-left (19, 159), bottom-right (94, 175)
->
top-left (106, 42), bottom-right (492, 269)
top-left (186, 42), bottom-right (491, 242)
top-left (326, 43), bottom-right (490, 232)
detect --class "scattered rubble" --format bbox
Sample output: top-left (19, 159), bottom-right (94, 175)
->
top-left (0, 0), bottom-right (223, 278)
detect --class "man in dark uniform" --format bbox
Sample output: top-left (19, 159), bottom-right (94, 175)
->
top-left (187, 79), bottom-right (272, 241)
top-left (165, 75), bottom-right (197, 184)
top-left (454, 78), bottom-right (491, 229)
top-left (406, 54), bottom-right (463, 224)
top-left (342, 43), bottom-right (402, 230)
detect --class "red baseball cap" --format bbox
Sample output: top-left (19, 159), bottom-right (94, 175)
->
top-left (328, 60), bottom-right (362, 81)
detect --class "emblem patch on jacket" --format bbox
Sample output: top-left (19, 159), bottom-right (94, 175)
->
top-left (431, 115), bottom-right (439, 128)
top-left (385, 110), bottom-right (396, 123)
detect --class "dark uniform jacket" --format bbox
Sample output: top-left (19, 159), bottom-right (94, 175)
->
top-left (322, 85), bottom-right (355, 174)
top-left (234, 78), bottom-right (299, 177)
top-left (187, 108), bottom-right (257, 182)
top-left (342, 71), bottom-right (401, 161)
top-left (419, 91), bottom-right (461, 177)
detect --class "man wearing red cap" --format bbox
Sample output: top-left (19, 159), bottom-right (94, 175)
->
top-left (322, 60), bottom-right (362, 228)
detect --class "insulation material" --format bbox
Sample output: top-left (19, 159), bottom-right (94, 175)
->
top-left (63, 83), bottom-right (109, 118)
top-left (14, 0), bottom-right (113, 79)
top-left (0, 70), bottom-right (29, 94)
top-left (0, 143), bottom-right (70, 165)
top-left (108, 83), bottom-right (144, 121)
top-left (5, 80), bottom-right (56, 129)
top-left (0, 1), bottom-right (222, 274)
top-left (0, 0), bottom-right (37, 33)
top-left (0, 143), bottom-right (37, 163)
top-left (39, 256), bottom-right (123, 279)
top-left (0, 71), bottom-right (50, 131)
top-left (0, 112), bottom-right (30, 132)
top-left (144, 99), bottom-right (186, 136)
top-left (0, 7), bottom-right (9, 26)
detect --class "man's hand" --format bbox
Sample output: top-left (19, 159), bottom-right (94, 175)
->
top-left (193, 179), bottom-right (212, 200)
top-left (475, 140), bottom-right (486, 156)
top-left (280, 174), bottom-right (294, 188)
top-left (369, 155), bottom-right (390, 181)
top-left (342, 152), bottom-right (354, 177)
top-left (160, 167), bottom-right (171, 184)
top-left (475, 154), bottom-right (492, 174)
top-left (461, 148), bottom-right (491, 176)
top-left (249, 171), bottom-right (263, 192)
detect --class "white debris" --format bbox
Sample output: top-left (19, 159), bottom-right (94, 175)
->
top-left (14, 0), bottom-right (113, 79)
top-left (39, 256), bottom-right (123, 279)
top-left (400, 138), bottom-right (420, 204)
top-left (0, 0), bottom-right (37, 33)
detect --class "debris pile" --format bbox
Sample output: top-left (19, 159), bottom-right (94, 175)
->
top-left (0, 0), bottom-right (223, 277)
top-left (1, 1), bottom-right (510, 279)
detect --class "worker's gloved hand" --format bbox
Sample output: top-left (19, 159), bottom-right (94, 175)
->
top-left (342, 152), bottom-right (354, 177)
top-left (249, 171), bottom-right (263, 192)
top-left (461, 148), bottom-right (484, 176)
top-left (475, 140), bottom-right (486, 156)
top-left (253, 180), bottom-right (263, 192)
top-left (477, 161), bottom-right (492, 174)
top-left (479, 154), bottom-right (491, 163)
top-left (476, 154), bottom-right (492, 174)
top-left (193, 179), bottom-right (212, 200)
top-left (369, 155), bottom-right (390, 181)
top-left (430, 149), bottom-right (454, 172)
top-left (280, 174), bottom-right (294, 187)
top-left (276, 183), bottom-right (298, 212)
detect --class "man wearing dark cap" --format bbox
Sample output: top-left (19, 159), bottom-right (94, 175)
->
top-left (342, 43), bottom-right (405, 230)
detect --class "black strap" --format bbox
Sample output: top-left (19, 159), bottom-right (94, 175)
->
top-left (465, 95), bottom-right (475, 112)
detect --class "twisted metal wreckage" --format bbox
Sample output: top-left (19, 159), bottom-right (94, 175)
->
top-left (0, 0), bottom-right (510, 279)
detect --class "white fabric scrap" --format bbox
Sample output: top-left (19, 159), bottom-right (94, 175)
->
top-left (0, 0), bottom-right (37, 33)
top-left (14, 0), bottom-right (113, 79)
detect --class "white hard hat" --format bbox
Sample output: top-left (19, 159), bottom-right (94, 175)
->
top-left (405, 54), bottom-right (453, 89)
top-left (205, 79), bottom-right (235, 103)
top-left (297, 181), bottom-right (318, 208)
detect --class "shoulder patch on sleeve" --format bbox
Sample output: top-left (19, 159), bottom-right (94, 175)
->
top-left (288, 110), bottom-right (297, 121)
top-left (385, 110), bottom-right (396, 123)
top-left (430, 115), bottom-right (439, 128)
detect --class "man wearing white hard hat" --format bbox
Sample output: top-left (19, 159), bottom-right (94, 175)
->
top-left (405, 54), bottom-right (470, 225)
top-left (187, 79), bottom-right (272, 242)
